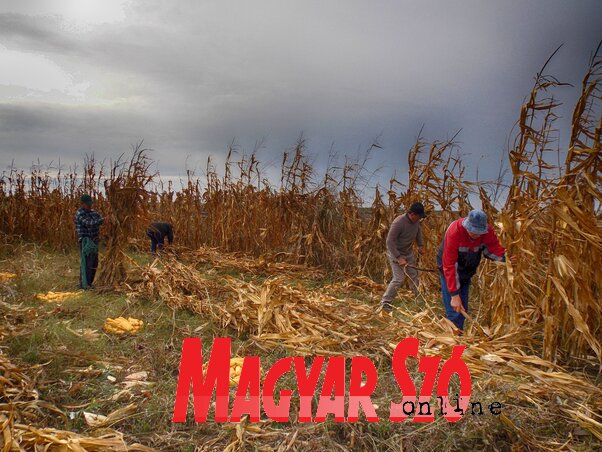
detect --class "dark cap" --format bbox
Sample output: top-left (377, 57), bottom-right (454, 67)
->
top-left (409, 202), bottom-right (427, 218)
top-left (80, 194), bottom-right (93, 206)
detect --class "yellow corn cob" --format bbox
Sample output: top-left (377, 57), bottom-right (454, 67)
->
top-left (36, 291), bottom-right (81, 302)
top-left (230, 357), bottom-right (245, 367)
top-left (228, 357), bottom-right (245, 386)
top-left (104, 317), bottom-right (144, 334)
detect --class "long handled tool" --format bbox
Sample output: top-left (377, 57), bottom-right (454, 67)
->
top-left (405, 264), bottom-right (438, 273)
top-left (460, 308), bottom-right (491, 338)
top-left (399, 260), bottom-right (438, 297)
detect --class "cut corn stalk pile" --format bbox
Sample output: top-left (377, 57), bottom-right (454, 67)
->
top-left (134, 258), bottom-right (386, 356)
top-left (0, 352), bottom-right (155, 451)
top-left (132, 253), bottom-right (602, 443)
top-left (179, 245), bottom-right (326, 279)
top-left (323, 275), bottom-right (388, 294)
top-left (96, 145), bottom-right (154, 290)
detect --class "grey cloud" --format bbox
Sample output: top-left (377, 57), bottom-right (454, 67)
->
top-left (0, 0), bottom-right (601, 193)
top-left (0, 13), bottom-right (80, 55)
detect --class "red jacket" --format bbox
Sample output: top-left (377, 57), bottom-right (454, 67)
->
top-left (436, 218), bottom-right (506, 295)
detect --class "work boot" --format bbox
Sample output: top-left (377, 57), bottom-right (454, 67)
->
top-left (380, 302), bottom-right (393, 313)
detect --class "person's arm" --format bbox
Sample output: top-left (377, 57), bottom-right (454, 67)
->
top-left (482, 225), bottom-right (505, 262)
top-left (77, 211), bottom-right (103, 227)
top-left (416, 224), bottom-right (424, 252)
top-left (93, 211), bottom-right (104, 225)
top-left (75, 210), bottom-right (89, 228)
top-left (386, 217), bottom-right (402, 259)
top-left (442, 229), bottom-right (461, 296)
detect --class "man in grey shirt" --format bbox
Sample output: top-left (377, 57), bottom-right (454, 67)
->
top-left (380, 202), bottom-right (426, 312)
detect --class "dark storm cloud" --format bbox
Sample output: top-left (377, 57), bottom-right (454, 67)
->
top-left (0, 0), bottom-right (601, 193)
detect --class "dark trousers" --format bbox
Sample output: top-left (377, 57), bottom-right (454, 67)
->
top-left (147, 230), bottom-right (164, 254)
top-left (440, 271), bottom-right (470, 330)
top-left (79, 240), bottom-right (99, 288)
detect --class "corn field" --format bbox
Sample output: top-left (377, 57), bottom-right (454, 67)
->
top-left (0, 49), bottom-right (600, 370)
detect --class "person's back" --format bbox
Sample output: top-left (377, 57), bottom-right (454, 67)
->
top-left (75, 207), bottom-right (103, 242)
top-left (148, 222), bottom-right (174, 242)
top-left (147, 222), bottom-right (174, 254)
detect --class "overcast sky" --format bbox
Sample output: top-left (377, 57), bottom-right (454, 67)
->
top-left (0, 0), bottom-right (601, 193)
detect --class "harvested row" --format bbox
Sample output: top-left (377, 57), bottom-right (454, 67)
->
top-left (180, 245), bottom-right (326, 279)
top-left (134, 258), bottom-right (384, 356)
top-left (132, 255), bottom-right (602, 444)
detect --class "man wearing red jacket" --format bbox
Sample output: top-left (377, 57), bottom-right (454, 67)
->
top-left (436, 209), bottom-right (515, 331)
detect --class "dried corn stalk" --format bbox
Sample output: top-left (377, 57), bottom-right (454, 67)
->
top-left (132, 252), bottom-right (602, 441)
top-left (96, 144), bottom-right (154, 289)
top-left (0, 351), bottom-right (155, 451)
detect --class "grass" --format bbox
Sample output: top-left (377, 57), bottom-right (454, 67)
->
top-left (0, 245), bottom-right (223, 438)
top-left (1, 244), bottom-right (600, 451)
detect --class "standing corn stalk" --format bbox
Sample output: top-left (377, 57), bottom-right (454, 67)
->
top-left (484, 44), bottom-right (602, 364)
top-left (488, 49), bottom-right (567, 333)
top-left (96, 144), bottom-right (154, 290)
top-left (542, 44), bottom-right (602, 362)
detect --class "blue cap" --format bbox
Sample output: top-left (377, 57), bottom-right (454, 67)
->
top-left (462, 209), bottom-right (488, 235)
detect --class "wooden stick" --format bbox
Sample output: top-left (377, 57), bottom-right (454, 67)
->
top-left (405, 264), bottom-right (439, 273)
top-left (460, 308), bottom-right (491, 338)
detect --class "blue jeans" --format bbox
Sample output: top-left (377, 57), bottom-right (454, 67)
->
top-left (147, 231), bottom-right (164, 254)
top-left (439, 272), bottom-right (470, 330)
top-left (79, 239), bottom-right (98, 289)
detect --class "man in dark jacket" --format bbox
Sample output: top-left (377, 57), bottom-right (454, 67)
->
top-left (147, 222), bottom-right (174, 255)
top-left (74, 194), bottom-right (103, 289)
top-left (380, 202), bottom-right (426, 312)
top-left (437, 209), bottom-right (515, 331)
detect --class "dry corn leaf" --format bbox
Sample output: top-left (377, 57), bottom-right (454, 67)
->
top-left (83, 404), bottom-right (138, 429)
